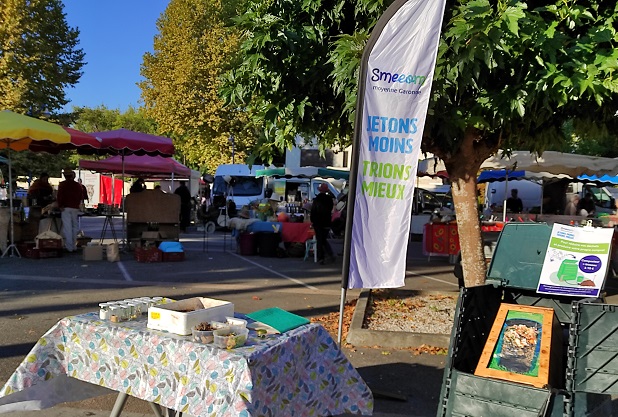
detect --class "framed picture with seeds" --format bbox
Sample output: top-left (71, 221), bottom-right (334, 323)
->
top-left (474, 303), bottom-right (563, 388)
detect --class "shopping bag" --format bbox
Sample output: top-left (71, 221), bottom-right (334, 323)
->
top-left (107, 242), bottom-right (120, 262)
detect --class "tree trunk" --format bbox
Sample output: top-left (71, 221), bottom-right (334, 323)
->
top-left (450, 175), bottom-right (486, 287)
top-left (439, 127), bottom-right (499, 287)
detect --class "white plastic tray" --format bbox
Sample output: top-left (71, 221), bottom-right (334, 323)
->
top-left (147, 297), bottom-right (234, 335)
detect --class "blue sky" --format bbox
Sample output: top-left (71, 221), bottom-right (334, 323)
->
top-left (62, 0), bottom-right (169, 112)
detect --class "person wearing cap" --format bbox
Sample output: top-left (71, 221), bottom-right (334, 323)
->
top-left (310, 183), bottom-right (335, 264)
top-left (268, 192), bottom-right (282, 214)
top-left (27, 172), bottom-right (54, 207)
top-left (57, 169), bottom-right (83, 252)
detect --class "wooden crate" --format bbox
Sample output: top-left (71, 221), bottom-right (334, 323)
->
top-left (474, 303), bottom-right (563, 388)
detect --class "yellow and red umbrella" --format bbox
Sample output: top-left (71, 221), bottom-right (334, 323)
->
top-left (0, 110), bottom-right (71, 150)
top-left (0, 110), bottom-right (100, 257)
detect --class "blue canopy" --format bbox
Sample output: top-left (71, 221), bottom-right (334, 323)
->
top-left (478, 169), bottom-right (572, 183)
top-left (577, 174), bottom-right (618, 185)
top-left (478, 170), bottom-right (527, 183)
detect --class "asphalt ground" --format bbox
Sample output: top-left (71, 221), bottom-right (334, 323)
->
top-left (0, 216), bottom-right (481, 416)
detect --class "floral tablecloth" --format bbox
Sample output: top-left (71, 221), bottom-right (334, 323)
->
top-left (0, 313), bottom-right (373, 416)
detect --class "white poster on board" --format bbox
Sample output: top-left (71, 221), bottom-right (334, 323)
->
top-left (537, 223), bottom-right (614, 298)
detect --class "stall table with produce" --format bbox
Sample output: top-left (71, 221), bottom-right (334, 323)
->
top-left (0, 296), bottom-right (373, 417)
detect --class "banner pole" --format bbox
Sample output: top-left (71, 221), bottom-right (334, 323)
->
top-left (338, 0), bottom-right (411, 345)
top-left (337, 0), bottom-right (446, 344)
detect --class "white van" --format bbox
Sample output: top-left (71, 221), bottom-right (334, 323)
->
top-left (213, 164), bottom-right (340, 209)
top-left (484, 180), bottom-right (543, 213)
top-left (566, 182), bottom-right (617, 214)
top-left (213, 164), bottom-right (267, 208)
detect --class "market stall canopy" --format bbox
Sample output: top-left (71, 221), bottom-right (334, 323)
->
top-left (0, 110), bottom-right (71, 151)
top-left (0, 110), bottom-right (89, 257)
top-left (417, 157), bottom-right (448, 178)
top-left (478, 170), bottom-right (571, 183)
top-left (481, 151), bottom-right (618, 178)
top-left (0, 156), bottom-right (7, 164)
top-left (255, 166), bottom-right (350, 180)
top-left (89, 128), bottom-right (174, 157)
top-left (28, 127), bottom-right (102, 154)
top-left (79, 155), bottom-right (191, 177)
top-left (577, 174), bottom-right (618, 186)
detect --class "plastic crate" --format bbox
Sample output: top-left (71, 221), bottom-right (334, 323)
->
top-left (438, 222), bottom-right (614, 417)
top-left (134, 247), bottom-right (162, 263)
top-left (37, 238), bottom-right (63, 249)
top-left (162, 251), bottom-right (185, 262)
top-left (569, 302), bottom-right (618, 394)
top-left (26, 248), bottom-right (63, 259)
top-left (441, 369), bottom-right (552, 417)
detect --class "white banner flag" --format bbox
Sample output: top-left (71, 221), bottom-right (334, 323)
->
top-left (348, 0), bottom-right (446, 289)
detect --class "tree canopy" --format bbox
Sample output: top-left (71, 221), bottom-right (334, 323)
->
top-left (71, 105), bottom-right (158, 136)
top-left (139, 0), bottom-right (257, 174)
top-left (0, 0), bottom-right (85, 114)
top-left (223, 0), bottom-right (618, 286)
top-left (221, 0), bottom-right (385, 162)
top-left (0, 0), bottom-right (85, 183)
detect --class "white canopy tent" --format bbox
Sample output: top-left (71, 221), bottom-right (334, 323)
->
top-left (481, 151), bottom-right (618, 178)
top-left (419, 151), bottom-right (618, 178)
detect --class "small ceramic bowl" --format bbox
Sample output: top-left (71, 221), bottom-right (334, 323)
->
top-left (213, 327), bottom-right (249, 349)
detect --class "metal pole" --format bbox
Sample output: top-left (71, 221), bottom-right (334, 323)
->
top-left (1, 146), bottom-right (20, 258)
top-left (121, 153), bottom-right (127, 250)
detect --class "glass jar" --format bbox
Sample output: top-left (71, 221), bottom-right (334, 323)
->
top-left (109, 305), bottom-right (123, 322)
top-left (99, 302), bottom-right (112, 320)
top-left (127, 302), bottom-right (141, 319)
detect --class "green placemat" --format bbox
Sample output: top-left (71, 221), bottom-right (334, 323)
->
top-left (246, 307), bottom-right (310, 333)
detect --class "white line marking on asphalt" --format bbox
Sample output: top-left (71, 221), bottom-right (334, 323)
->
top-left (117, 261), bottom-right (133, 281)
top-left (406, 271), bottom-right (459, 287)
top-left (229, 252), bottom-right (319, 291)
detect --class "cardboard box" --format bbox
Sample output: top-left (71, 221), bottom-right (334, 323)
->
top-left (82, 245), bottom-right (104, 261)
top-left (147, 297), bottom-right (234, 335)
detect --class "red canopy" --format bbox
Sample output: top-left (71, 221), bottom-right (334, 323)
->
top-left (79, 154), bottom-right (191, 177)
top-left (90, 128), bottom-right (174, 156)
top-left (28, 127), bottom-right (103, 154)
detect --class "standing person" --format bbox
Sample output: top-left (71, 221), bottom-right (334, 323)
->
top-left (505, 189), bottom-right (523, 213)
top-left (78, 178), bottom-right (89, 206)
top-left (203, 183), bottom-right (211, 208)
top-left (130, 178), bottom-right (146, 194)
top-left (310, 183), bottom-right (335, 264)
top-left (564, 195), bottom-right (580, 216)
top-left (577, 192), bottom-right (596, 216)
top-left (175, 181), bottom-right (192, 232)
top-left (27, 172), bottom-right (54, 207)
top-left (56, 169), bottom-right (83, 252)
